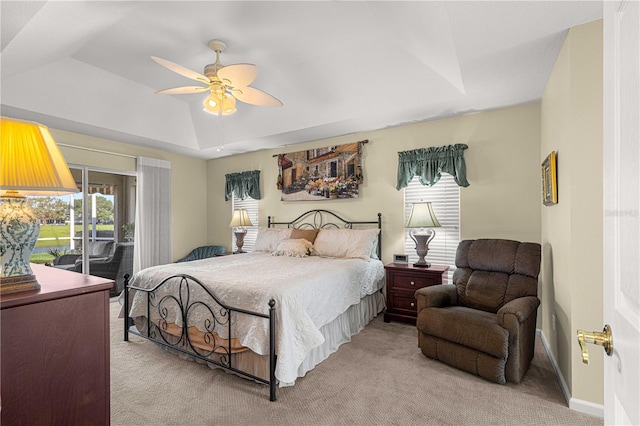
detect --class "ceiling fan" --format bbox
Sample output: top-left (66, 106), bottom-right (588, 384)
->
top-left (152, 39), bottom-right (283, 116)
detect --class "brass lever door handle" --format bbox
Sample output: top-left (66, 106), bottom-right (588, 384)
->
top-left (577, 325), bottom-right (613, 364)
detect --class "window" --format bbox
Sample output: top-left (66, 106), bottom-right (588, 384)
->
top-left (404, 174), bottom-right (460, 282)
top-left (231, 195), bottom-right (259, 252)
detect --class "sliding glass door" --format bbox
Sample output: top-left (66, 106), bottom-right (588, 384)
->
top-left (30, 166), bottom-right (136, 276)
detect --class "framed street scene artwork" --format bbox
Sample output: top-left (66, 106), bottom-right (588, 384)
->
top-left (277, 141), bottom-right (366, 201)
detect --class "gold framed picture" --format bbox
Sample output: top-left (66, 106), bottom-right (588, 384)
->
top-left (541, 151), bottom-right (558, 206)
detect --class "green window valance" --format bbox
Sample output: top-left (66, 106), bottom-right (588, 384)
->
top-left (396, 144), bottom-right (470, 190)
top-left (225, 170), bottom-right (261, 201)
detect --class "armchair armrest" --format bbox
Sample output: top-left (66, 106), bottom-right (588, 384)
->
top-left (415, 284), bottom-right (457, 312)
top-left (53, 253), bottom-right (81, 265)
top-left (497, 296), bottom-right (540, 326)
top-left (176, 245), bottom-right (226, 263)
top-left (86, 258), bottom-right (117, 276)
top-left (71, 256), bottom-right (108, 268)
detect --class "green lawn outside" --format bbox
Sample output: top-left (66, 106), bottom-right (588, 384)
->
top-left (31, 253), bottom-right (58, 264)
top-left (37, 223), bottom-right (114, 238)
top-left (32, 224), bottom-right (114, 264)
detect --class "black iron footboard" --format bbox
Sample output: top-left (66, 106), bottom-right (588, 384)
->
top-left (123, 273), bottom-right (277, 401)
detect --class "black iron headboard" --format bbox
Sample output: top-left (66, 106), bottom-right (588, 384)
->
top-left (267, 209), bottom-right (382, 260)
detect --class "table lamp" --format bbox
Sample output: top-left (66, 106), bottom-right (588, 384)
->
top-left (229, 209), bottom-right (253, 253)
top-left (406, 201), bottom-right (441, 267)
top-left (1, 117), bottom-right (78, 294)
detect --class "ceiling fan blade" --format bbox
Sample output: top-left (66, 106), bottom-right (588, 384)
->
top-left (155, 86), bottom-right (209, 95)
top-left (151, 56), bottom-right (209, 85)
top-left (233, 86), bottom-right (283, 107)
top-left (217, 63), bottom-right (258, 87)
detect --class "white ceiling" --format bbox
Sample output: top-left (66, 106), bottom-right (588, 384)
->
top-left (1, 1), bottom-right (603, 160)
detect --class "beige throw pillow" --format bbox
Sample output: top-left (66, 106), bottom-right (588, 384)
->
top-left (289, 228), bottom-right (319, 244)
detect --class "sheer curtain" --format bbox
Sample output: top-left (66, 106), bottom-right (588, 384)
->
top-left (133, 157), bottom-right (172, 273)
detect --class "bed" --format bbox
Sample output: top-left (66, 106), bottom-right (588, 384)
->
top-left (122, 209), bottom-right (385, 401)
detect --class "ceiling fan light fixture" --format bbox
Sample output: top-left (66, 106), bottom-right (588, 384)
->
top-left (203, 93), bottom-right (218, 113)
top-left (221, 94), bottom-right (237, 115)
top-left (202, 92), bottom-right (236, 116)
top-left (204, 93), bottom-right (218, 107)
top-left (155, 39), bottom-right (281, 115)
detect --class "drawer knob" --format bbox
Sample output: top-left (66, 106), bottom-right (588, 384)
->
top-left (410, 302), bottom-right (415, 307)
top-left (410, 281), bottom-right (415, 286)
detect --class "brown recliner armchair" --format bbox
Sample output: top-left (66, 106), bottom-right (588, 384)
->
top-left (415, 239), bottom-right (541, 384)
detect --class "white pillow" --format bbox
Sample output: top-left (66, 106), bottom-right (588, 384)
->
top-left (312, 228), bottom-right (380, 260)
top-left (272, 238), bottom-right (313, 258)
top-left (370, 234), bottom-right (380, 259)
top-left (254, 228), bottom-right (292, 252)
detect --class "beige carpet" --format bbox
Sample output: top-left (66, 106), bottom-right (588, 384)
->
top-left (110, 300), bottom-right (602, 426)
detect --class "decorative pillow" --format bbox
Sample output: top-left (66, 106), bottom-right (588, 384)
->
top-left (253, 228), bottom-right (292, 252)
top-left (312, 228), bottom-right (380, 260)
top-left (272, 238), bottom-right (313, 258)
top-left (370, 234), bottom-right (380, 259)
top-left (289, 228), bottom-right (319, 244)
top-left (89, 240), bottom-right (114, 257)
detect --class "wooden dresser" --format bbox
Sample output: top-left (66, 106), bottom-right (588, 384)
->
top-left (0, 264), bottom-right (114, 425)
top-left (384, 263), bottom-right (449, 324)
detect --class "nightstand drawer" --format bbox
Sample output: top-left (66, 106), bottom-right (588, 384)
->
top-left (392, 273), bottom-right (437, 290)
top-left (388, 292), bottom-right (418, 314)
top-left (384, 263), bottom-right (449, 324)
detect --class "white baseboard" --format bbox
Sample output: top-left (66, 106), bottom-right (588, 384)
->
top-left (569, 397), bottom-right (605, 418)
top-left (537, 329), bottom-right (604, 419)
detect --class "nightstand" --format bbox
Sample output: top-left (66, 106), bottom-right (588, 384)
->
top-left (384, 263), bottom-right (449, 324)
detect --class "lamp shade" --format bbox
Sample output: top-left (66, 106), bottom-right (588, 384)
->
top-left (203, 93), bottom-right (219, 113)
top-left (406, 202), bottom-right (441, 228)
top-left (1, 117), bottom-right (78, 196)
top-left (219, 94), bottom-right (237, 115)
top-left (229, 209), bottom-right (253, 228)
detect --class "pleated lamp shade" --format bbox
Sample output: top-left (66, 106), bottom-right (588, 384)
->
top-left (1, 117), bottom-right (78, 196)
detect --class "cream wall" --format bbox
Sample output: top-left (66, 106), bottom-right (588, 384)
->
top-left (52, 129), bottom-right (209, 261)
top-left (540, 19), bottom-right (604, 407)
top-left (207, 102), bottom-right (542, 265)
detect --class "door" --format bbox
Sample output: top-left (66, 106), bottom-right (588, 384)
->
top-left (603, 1), bottom-right (639, 424)
top-left (67, 167), bottom-right (136, 274)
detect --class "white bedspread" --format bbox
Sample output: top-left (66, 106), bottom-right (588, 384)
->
top-left (125, 252), bottom-right (385, 384)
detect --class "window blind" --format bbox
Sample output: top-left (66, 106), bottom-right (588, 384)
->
top-left (232, 195), bottom-right (259, 252)
top-left (404, 174), bottom-right (460, 282)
